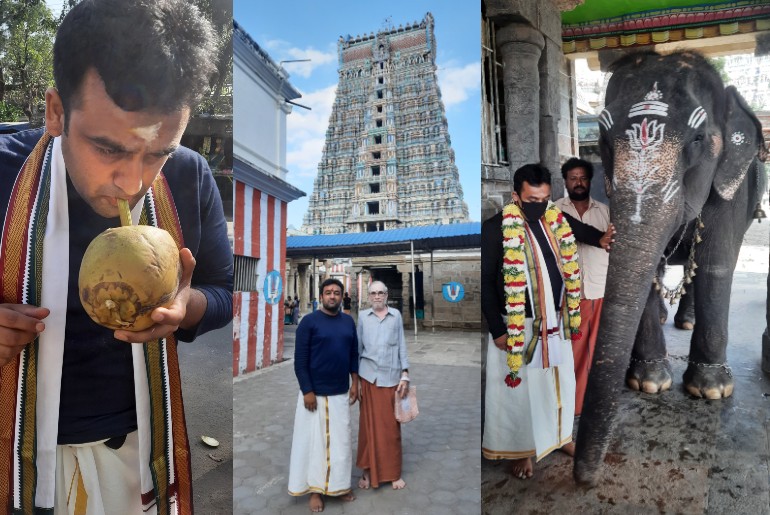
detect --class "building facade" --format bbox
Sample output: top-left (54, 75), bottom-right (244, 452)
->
top-left (303, 13), bottom-right (469, 235)
top-left (232, 21), bottom-right (305, 376)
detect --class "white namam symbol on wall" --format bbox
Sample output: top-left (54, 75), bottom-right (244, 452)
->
top-left (731, 131), bottom-right (746, 145)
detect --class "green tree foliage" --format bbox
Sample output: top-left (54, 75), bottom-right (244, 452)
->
top-left (0, 0), bottom-right (232, 123)
top-left (709, 57), bottom-right (729, 84)
top-left (193, 0), bottom-right (233, 116)
top-left (0, 0), bottom-right (56, 123)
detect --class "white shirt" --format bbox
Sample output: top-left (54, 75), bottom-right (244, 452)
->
top-left (555, 196), bottom-right (610, 300)
top-left (357, 307), bottom-right (409, 387)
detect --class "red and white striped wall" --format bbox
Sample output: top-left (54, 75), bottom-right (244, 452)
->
top-left (233, 180), bottom-right (287, 377)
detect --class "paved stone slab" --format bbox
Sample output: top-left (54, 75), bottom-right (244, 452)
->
top-left (234, 329), bottom-right (481, 514)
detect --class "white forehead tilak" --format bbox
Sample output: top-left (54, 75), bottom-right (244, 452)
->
top-left (130, 122), bottom-right (162, 143)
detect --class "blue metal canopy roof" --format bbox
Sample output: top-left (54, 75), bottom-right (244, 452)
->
top-left (286, 222), bottom-right (480, 258)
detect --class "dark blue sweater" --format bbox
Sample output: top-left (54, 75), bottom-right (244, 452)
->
top-left (0, 128), bottom-right (234, 444)
top-left (294, 309), bottom-right (358, 396)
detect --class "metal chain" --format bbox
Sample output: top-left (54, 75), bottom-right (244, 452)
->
top-left (629, 356), bottom-right (668, 365)
top-left (653, 214), bottom-right (703, 304)
top-left (688, 360), bottom-right (733, 377)
top-left (629, 356), bottom-right (732, 377)
top-left (662, 219), bottom-right (691, 265)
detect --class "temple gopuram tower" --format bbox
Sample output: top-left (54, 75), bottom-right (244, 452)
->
top-left (303, 13), bottom-right (469, 234)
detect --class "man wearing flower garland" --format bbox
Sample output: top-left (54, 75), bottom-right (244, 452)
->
top-left (555, 158), bottom-right (610, 416)
top-left (481, 163), bottom-right (613, 479)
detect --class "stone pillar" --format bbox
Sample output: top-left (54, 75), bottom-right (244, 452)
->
top-left (302, 265), bottom-right (311, 313)
top-left (496, 23), bottom-right (545, 173)
top-left (397, 263), bottom-right (414, 328)
top-left (286, 261), bottom-right (296, 298)
top-left (352, 266), bottom-right (364, 313)
top-left (540, 37), bottom-right (564, 198)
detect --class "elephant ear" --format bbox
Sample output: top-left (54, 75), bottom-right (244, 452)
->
top-left (714, 86), bottom-right (767, 201)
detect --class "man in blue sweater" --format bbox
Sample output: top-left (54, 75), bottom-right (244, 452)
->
top-left (0, 1), bottom-right (232, 513)
top-left (288, 278), bottom-right (359, 512)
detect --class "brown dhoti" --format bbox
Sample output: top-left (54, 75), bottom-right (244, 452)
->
top-left (573, 298), bottom-right (603, 416)
top-left (356, 378), bottom-right (402, 487)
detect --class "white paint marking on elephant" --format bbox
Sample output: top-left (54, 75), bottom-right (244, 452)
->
top-left (626, 118), bottom-right (665, 151)
top-left (662, 180), bottom-right (680, 203)
top-left (621, 118), bottom-right (669, 224)
top-left (629, 82), bottom-right (668, 118)
top-left (687, 106), bottom-right (707, 129)
top-left (731, 131), bottom-right (745, 145)
top-left (644, 82), bottom-right (663, 101)
top-left (629, 100), bottom-right (668, 118)
top-left (599, 109), bottom-right (614, 130)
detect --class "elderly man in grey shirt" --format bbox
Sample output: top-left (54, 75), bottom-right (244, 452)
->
top-left (356, 280), bottom-right (410, 490)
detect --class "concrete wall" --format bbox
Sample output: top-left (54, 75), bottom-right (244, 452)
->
top-left (233, 45), bottom-right (290, 180)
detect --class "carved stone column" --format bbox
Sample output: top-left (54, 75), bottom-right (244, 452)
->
top-left (496, 23), bottom-right (545, 173)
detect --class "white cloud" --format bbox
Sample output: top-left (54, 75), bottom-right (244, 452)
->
top-left (436, 61), bottom-right (480, 108)
top-left (262, 39), bottom-right (336, 79)
top-left (286, 84), bottom-right (337, 180)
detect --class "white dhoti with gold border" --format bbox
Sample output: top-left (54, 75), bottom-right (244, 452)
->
top-left (288, 392), bottom-right (352, 497)
top-left (54, 431), bottom-right (161, 515)
top-left (482, 319), bottom-right (575, 462)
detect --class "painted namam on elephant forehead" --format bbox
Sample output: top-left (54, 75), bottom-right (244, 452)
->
top-left (607, 82), bottom-right (708, 224)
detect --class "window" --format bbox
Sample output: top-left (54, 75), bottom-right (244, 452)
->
top-left (376, 90), bottom-right (383, 99)
top-left (377, 106), bottom-right (383, 113)
top-left (378, 77), bottom-right (384, 84)
top-left (366, 222), bottom-right (378, 232)
top-left (374, 135), bottom-right (382, 145)
top-left (369, 183), bottom-right (380, 193)
top-left (234, 255), bottom-right (259, 291)
top-left (366, 201), bottom-right (380, 215)
top-left (376, 119), bottom-right (383, 128)
top-left (372, 151), bottom-right (381, 159)
top-left (371, 165), bottom-right (380, 176)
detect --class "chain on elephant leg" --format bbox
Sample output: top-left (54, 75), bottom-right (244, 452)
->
top-left (626, 356), bottom-right (673, 394)
top-left (682, 361), bottom-right (733, 399)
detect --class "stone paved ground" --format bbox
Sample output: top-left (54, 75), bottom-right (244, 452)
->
top-left (234, 329), bottom-right (482, 514)
top-left (482, 219), bottom-right (770, 514)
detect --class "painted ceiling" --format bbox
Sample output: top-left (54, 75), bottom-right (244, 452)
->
top-left (560, 0), bottom-right (770, 54)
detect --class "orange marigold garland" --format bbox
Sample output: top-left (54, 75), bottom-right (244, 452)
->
top-left (501, 202), bottom-right (582, 388)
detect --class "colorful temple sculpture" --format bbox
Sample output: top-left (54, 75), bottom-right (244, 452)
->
top-left (303, 13), bottom-right (469, 235)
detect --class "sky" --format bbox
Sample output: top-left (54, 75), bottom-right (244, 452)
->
top-left (234, 1), bottom-right (481, 229)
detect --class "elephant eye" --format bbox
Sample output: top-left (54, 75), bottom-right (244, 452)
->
top-left (693, 133), bottom-right (704, 143)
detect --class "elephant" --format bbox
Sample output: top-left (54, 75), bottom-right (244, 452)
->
top-left (573, 50), bottom-right (768, 485)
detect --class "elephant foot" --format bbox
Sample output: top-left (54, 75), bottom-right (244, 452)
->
top-left (683, 362), bottom-right (734, 399)
top-left (626, 358), bottom-right (673, 394)
top-left (674, 317), bottom-right (694, 330)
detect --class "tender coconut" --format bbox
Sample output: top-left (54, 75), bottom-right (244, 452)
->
top-left (79, 225), bottom-right (181, 332)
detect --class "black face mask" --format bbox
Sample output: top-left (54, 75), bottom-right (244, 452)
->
top-left (519, 200), bottom-right (548, 221)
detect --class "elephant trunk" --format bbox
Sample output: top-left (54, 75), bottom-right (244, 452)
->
top-left (573, 201), bottom-right (677, 485)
